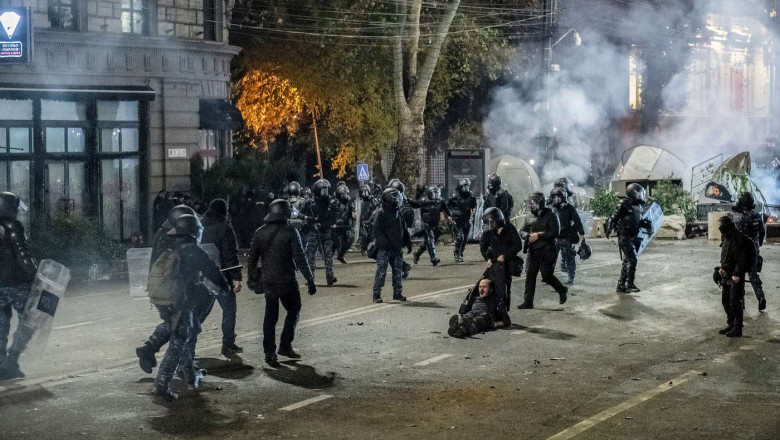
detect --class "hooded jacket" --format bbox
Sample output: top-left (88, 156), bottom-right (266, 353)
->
top-left (200, 209), bottom-right (242, 282)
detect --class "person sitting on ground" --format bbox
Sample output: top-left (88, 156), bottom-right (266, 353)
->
top-left (448, 278), bottom-right (510, 338)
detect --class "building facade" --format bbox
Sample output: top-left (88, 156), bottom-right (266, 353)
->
top-left (0, 0), bottom-right (240, 240)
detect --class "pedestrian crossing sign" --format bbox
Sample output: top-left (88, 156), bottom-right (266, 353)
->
top-left (357, 163), bottom-right (370, 182)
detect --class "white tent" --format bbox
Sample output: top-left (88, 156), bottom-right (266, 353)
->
top-left (488, 154), bottom-right (542, 217)
top-left (612, 145), bottom-right (685, 182)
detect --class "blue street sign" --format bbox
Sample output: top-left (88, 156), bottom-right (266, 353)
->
top-left (356, 163), bottom-right (370, 182)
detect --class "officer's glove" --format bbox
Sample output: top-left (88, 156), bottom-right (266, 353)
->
top-left (307, 280), bottom-right (317, 295)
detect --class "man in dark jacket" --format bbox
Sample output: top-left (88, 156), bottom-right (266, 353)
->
top-left (332, 185), bottom-right (356, 264)
top-left (448, 278), bottom-right (511, 338)
top-left (358, 183), bottom-right (379, 255)
top-left (200, 198), bottom-right (243, 358)
top-left (716, 215), bottom-right (750, 337)
top-left (447, 178), bottom-right (477, 263)
top-left (484, 173), bottom-right (513, 221)
top-left (0, 192), bottom-right (38, 380)
top-left (607, 183), bottom-right (649, 293)
top-left (247, 199), bottom-right (316, 366)
top-left (480, 207), bottom-right (523, 310)
top-left (387, 179), bottom-right (414, 279)
top-left (372, 188), bottom-right (412, 303)
top-left (517, 192), bottom-right (568, 309)
top-left (154, 214), bottom-right (230, 400)
top-left (732, 192), bottom-right (766, 311)
top-left (550, 188), bottom-right (585, 284)
top-left (412, 186), bottom-right (452, 267)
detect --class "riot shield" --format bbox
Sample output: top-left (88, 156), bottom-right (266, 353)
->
top-left (636, 202), bottom-right (664, 256)
top-left (126, 247), bottom-right (153, 297)
top-left (21, 259), bottom-right (71, 354)
top-left (577, 209), bottom-right (594, 238)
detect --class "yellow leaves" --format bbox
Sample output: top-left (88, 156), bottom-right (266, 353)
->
top-left (331, 142), bottom-right (357, 178)
top-left (235, 70), bottom-right (305, 149)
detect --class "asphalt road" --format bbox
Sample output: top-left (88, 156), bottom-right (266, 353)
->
top-left (0, 238), bottom-right (778, 439)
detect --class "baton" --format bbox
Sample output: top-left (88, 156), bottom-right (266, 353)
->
top-left (221, 264), bottom-right (243, 272)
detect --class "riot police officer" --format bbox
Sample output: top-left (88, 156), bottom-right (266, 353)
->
top-left (332, 185), bottom-right (356, 264)
top-left (301, 179), bottom-right (338, 286)
top-left (607, 183), bottom-right (649, 293)
top-left (387, 179), bottom-right (413, 278)
top-left (517, 192), bottom-right (568, 309)
top-left (448, 178), bottom-right (477, 263)
top-left (484, 173), bottom-right (514, 221)
top-left (358, 183), bottom-right (379, 255)
top-left (372, 188), bottom-right (411, 303)
top-left (0, 192), bottom-right (37, 380)
top-left (550, 188), bottom-right (585, 284)
top-left (480, 207), bottom-right (523, 310)
top-left (732, 192), bottom-right (766, 311)
top-left (413, 186), bottom-right (452, 267)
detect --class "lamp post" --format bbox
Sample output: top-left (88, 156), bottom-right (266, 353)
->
top-left (538, 28), bottom-right (581, 172)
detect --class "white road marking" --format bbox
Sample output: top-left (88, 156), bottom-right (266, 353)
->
top-left (413, 354), bottom-right (453, 367)
top-left (279, 394), bottom-right (333, 411)
top-left (52, 321), bottom-right (94, 330)
top-left (545, 370), bottom-right (701, 440)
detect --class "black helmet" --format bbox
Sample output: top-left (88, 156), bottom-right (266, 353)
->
top-left (381, 188), bottom-right (402, 210)
top-left (528, 192), bottom-right (546, 214)
top-left (736, 191), bottom-right (755, 211)
top-left (287, 181), bottom-right (302, 197)
top-left (554, 177), bottom-right (574, 196)
top-left (457, 178), bottom-right (471, 194)
top-left (0, 192), bottom-right (26, 219)
top-left (481, 207), bottom-right (505, 231)
top-left (488, 173), bottom-right (502, 190)
top-left (577, 241), bottom-right (592, 260)
top-left (313, 179), bottom-right (331, 198)
top-left (336, 185), bottom-right (350, 202)
top-left (426, 185), bottom-right (440, 200)
top-left (359, 184), bottom-right (372, 200)
top-left (264, 199), bottom-right (292, 222)
top-left (166, 214), bottom-right (203, 242)
top-left (387, 178), bottom-right (405, 195)
top-left (166, 204), bottom-right (196, 229)
top-left (626, 183), bottom-right (646, 204)
top-left (550, 187), bottom-right (567, 207)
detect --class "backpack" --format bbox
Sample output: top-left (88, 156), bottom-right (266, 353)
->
top-left (147, 247), bottom-right (185, 306)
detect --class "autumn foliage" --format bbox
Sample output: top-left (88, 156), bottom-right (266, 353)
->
top-left (234, 70), bottom-right (305, 149)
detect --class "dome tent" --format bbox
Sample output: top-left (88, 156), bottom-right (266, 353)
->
top-left (611, 145), bottom-right (685, 196)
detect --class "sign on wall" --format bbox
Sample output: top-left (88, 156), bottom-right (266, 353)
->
top-left (0, 7), bottom-right (33, 63)
top-left (444, 150), bottom-right (485, 198)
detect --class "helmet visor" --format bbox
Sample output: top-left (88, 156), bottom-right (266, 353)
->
top-left (18, 199), bottom-right (28, 213)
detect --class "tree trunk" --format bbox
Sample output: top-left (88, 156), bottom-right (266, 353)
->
top-left (391, 110), bottom-right (425, 192)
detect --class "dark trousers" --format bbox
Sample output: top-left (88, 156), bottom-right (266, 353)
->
top-left (155, 305), bottom-right (194, 389)
top-left (305, 229), bottom-right (335, 281)
top-left (0, 285), bottom-right (32, 359)
top-left (216, 285), bottom-right (237, 347)
top-left (262, 282), bottom-right (302, 355)
top-left (721, 277), bottom-right (745, 329)
top-left (487, 262), bottom-right (512, 309)
top-left (359, 221), bottom-right (372, 253)
top-left (333, 229), bottom-right (353, 259)
top-left (373, 249), bottom-right (404, 299)
top-left (556, 238), bottom-right (577, 278)
top-left (456, 312), bottom-right (494, 337)
top-left (618, 236), bottom-right (640, 286)
top-left (414, 223), bottom-right (438, 261)
top-left (453, 221), bottom-right (470, 257)
top-left (523, 246), bottom-right (566, 304)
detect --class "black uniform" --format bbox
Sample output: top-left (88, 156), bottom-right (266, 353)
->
top-left (484, 189), bottom-right (513, 221)
top-left (553, 203), bottom-right (585, 283)
top-left (301, 195), bottom-right (338, 285)
top-left (372, 192), bottom-right (411, 302)
top-left (732, 208), bottom-right (766, 310)
top-left (200, 202), bottom-right (242, 353)
top-left (358, 194), bottom-right (379, 255)
top-left (717, 217), bottom-right (751, 337)
top-left (332, 196), bottom-right (356, 262)
top-left (0, 216), bottom-right (38, 379)
top-left (248, 222), bottom-right (315, 359)
top-left (413, 197), bottom-right (451, 266)
top-left (520, 207), bottom-right (568, 307)
top-left (447, 190), bottom-right (476, 261)
top-left (480, 223), bottom-right (523, 309)
top-left (609, 198), bottom-right (644, 291)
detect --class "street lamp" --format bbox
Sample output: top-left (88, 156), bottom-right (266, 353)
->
top-left (538, 28), bottom-right (581, 170)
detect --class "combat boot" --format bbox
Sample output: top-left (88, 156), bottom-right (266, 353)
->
top-left (725, 327), bottom-right (742, 337)
top-left (265, 352), bottom-right (280, 367)
top-left (625, 283), bottom-right (641, 293)
top-left (413, 251), bottom-right (421, 264)
top-left (402, 262), bottom-right (411, 279)
top-left (616, 284), bottom-right (629, 294)
top-left (447, 315), bottom-right (461, 336)
top-left (155, 384), bottom-right (178, 401)
top-left (559, 286), bottom-right (568, 305)
top-left (221, 343), bottom-right (243, 359)
top-left (431, 257), bottom-right (440, 267)
top-left (755, 286), bottom-right (767, 311)
top-left (278, 346), bottom-right (301, 359)
top-left (718, 325), bottom-right (733, 335)
top-left (136, 342), bottom-right (157, 374)
top-left (516, 302), bottom-right (534, 309)
top-left (326, 275), bottom-right (337, 286)
top-left (0, 356), bottom-right (24, 380)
